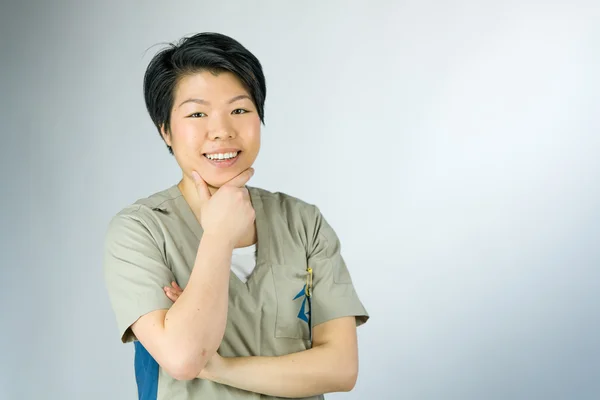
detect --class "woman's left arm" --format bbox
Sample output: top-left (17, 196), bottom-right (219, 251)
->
top-left (200, 316), bottom-right (358, 398)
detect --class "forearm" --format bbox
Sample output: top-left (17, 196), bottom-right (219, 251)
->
top-left (205, 344), bottom-right (357, 398)
top-left (163, 233), bottom-right (233, 371)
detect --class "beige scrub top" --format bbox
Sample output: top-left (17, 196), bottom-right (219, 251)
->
top-left (103, 184), bottom-right (369, 400)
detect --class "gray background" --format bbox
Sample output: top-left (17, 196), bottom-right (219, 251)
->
top-left (1, 1), bottom-right (599, 399)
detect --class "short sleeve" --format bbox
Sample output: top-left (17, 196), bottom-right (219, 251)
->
top-left (307, 206), bottom-right (369, 327)
top-left (103, 209), bottom-right (175, 343)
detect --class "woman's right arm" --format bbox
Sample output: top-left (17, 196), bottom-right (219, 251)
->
top-left (125, 169), bottom-right (255, 381)
top-left (130, 232), bottom-right (233, 380)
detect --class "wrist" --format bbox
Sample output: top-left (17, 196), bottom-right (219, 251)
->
top-left (200, 231), bottom-right (236, 251)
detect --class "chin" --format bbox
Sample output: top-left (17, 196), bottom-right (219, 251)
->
top-left (201, 169), bottom-right (247, 189)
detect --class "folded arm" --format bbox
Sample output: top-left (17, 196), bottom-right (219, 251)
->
top-left (130, 233), bottom-right (234, 380)
top-left (200, 316), bottom-right (359, 398)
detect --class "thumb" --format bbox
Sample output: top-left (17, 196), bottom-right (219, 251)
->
top-left (191, 171), bottom-right (211, 205)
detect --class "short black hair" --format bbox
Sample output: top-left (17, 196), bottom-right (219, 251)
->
top-left (143, 32), bottom-right (267, 154)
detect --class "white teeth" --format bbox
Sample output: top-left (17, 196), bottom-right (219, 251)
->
top-left (205, 151), bottom-right (238, 160)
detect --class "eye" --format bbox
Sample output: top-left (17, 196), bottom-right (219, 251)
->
top-left (231, 109), bottom-right (249, 115)
top-left (188, 112), bottom-right (207, 118)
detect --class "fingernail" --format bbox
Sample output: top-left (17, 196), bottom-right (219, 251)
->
top-left (191, 171), bottom-right (199, 182)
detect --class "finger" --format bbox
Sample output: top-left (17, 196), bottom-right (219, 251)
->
top-left (172, 281), bottom-right (183, 291)
top-left (170, 285), bottom-right (183, 296)
top-left (164, 287), bottom-right (180, 301)
top-left (166, 291), bottom-right (178, 302)
top-left (223, 167), bottom-right (255, 188)
top-left (192, 171), bottom-right (211, 204)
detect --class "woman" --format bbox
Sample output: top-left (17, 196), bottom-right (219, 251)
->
top-left (103, 32), bottom-right (369, 400)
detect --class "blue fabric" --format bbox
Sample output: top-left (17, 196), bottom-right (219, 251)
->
top-left (294, 284), bottom-right (311, 323)
top-left (134, 341), bottom-right (159, 400)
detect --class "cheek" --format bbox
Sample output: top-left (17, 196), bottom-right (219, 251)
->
top-left (171, 122), bottom-right (204, 152)
top-left (244, 117), bottom-right (262, 144)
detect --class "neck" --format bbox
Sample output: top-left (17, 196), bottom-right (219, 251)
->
top-left (177, 175), bottom-right (218, 218)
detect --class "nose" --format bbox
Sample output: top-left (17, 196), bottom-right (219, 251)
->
top-left (207, 113), bottom-right (236, 141)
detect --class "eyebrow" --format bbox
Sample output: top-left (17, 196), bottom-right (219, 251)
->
top-left (177, 94), bottom-right (251, 108)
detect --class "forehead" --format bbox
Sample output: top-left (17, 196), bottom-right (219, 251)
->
top-left (174, 70), bottom-right (249, 101)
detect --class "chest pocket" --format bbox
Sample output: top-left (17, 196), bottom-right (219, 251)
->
top-left (271, 263), bottom-right (312, 340)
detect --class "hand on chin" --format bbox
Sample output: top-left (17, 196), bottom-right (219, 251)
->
top-left (200, 167), bottom-right (254, 192)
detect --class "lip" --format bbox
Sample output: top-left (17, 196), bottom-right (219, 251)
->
top-left (203, 149), bottom-right (241, 169)
top-left (203, 148), bottom-right (241, 155)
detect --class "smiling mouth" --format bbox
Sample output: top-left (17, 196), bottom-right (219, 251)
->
top-left (203, 150), bottom-right (240, 161)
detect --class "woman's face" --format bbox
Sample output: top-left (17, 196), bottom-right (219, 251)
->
top-left (163, 70), bottom-right (261, 189)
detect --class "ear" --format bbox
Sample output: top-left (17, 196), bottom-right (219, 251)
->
top-left (160, 124), bottom-right (172, 147)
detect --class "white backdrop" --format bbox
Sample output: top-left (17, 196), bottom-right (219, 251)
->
top-left (1, 1), bottom-right (599, 399)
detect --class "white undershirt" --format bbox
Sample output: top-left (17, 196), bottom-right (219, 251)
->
top-left (231, 244), bottom-right (257, 283)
